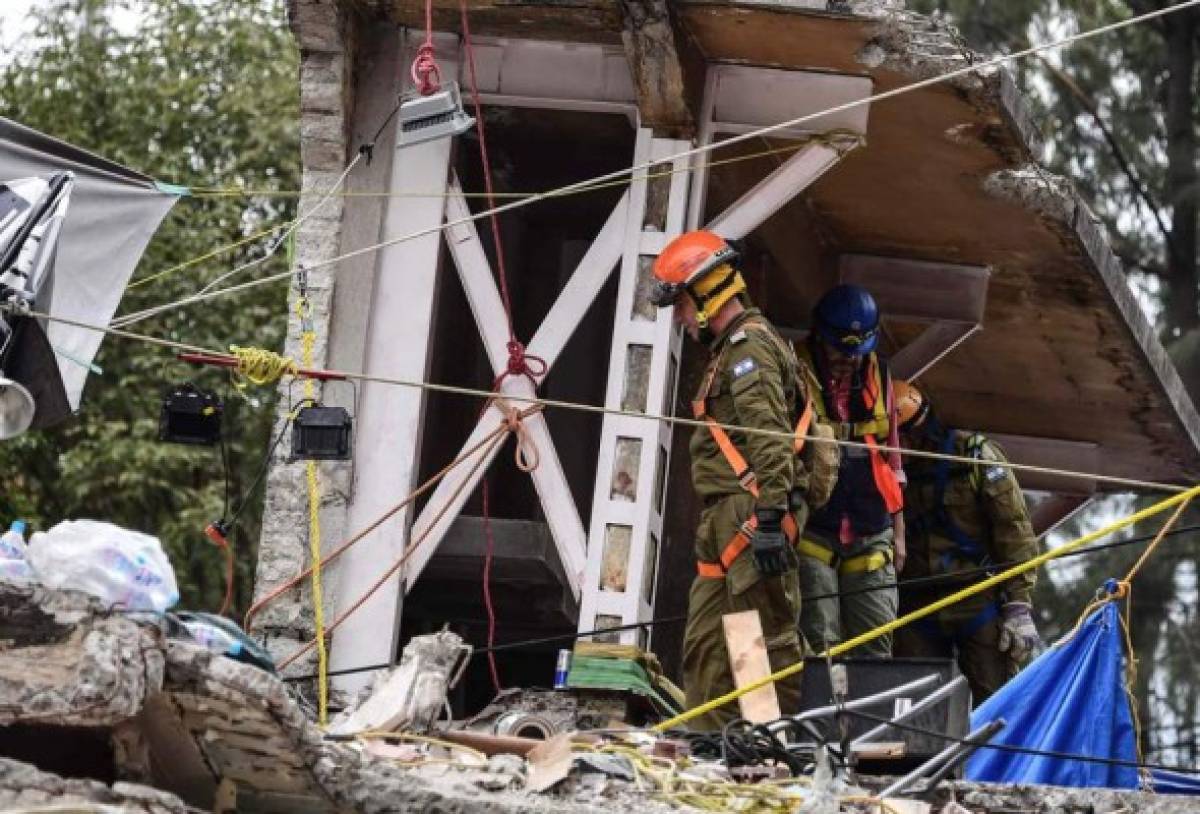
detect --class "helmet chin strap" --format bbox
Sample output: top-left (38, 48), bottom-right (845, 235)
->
top-left (692, 297), bottom-right (716, 344)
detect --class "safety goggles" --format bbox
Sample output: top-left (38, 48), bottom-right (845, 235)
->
top-left (649, 278), bottom-right (684, 308)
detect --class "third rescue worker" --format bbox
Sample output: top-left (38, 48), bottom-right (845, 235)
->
top-left (893, 382), bottom-right (1044, 703)
top-left (649, 230), bottom-right (813, 730)
top-left (795, 285), bottom-right (905, 656)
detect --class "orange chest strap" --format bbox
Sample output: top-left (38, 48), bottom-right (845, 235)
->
top-left (865, 435), bottom-right (904, 514)
top-left (693, 356), bottom-right (813, 499)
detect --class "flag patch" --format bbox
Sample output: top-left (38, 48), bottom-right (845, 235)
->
top-left (732, 358), bottom-right (756, 378)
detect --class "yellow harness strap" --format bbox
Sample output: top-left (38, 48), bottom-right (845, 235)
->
top-left (797, 539), bottom-right (892, 575)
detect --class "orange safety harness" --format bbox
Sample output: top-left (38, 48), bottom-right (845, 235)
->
top-left (798, 345), bottom-right (904, 519)
top-left (692, 321), bottom-right (812, 578)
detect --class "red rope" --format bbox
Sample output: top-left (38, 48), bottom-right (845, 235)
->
top-left (481, 479), bottom-right (503, 693)
top-left (410, 0), bottom-right (440, 95)
top-left (460, 0), bottom-right (549, 695)
top-left (460, 2), bottom-right (514, 337)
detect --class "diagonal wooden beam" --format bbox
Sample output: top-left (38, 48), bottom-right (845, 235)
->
top-left (444, 175), bottom-right (511, 373)
top-left (404, 192), bottom-right (630, 597)
top-left (707, 142), bottom-right (843, 240)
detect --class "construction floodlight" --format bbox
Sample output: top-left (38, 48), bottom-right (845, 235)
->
top-left (397, 82), bottom-right (475, 149)
top-left (158, 383), bottom-right (223, 446)
top-left (291, 403), bottom-right (353, 461)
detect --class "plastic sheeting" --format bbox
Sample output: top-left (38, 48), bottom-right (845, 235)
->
top-left (0, 117), bottom-right (177, 419)
top-left (965, 602), bottom-right (1139, 789)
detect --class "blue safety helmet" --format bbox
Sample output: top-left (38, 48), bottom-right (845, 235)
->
top-left (813, 284), bottom-right (880, 357)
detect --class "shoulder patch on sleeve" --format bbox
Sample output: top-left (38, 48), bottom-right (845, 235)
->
top-left (730, 330), bottom-right (747, 345)
top-left (984, 464), bottom-right (1008, 483)
top-left (731, 357), bottom-right (757, 378)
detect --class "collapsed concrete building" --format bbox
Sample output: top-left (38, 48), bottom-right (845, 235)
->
top-left (3, 0), bottom-right (1200, 812)
top-left (251, 0), bottom-right (1200, 706)
top-left (1, 579), bottom-right (1198, 812)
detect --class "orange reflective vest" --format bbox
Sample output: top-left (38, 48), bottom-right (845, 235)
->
top-left (798, 343), bottom-right (903, 542)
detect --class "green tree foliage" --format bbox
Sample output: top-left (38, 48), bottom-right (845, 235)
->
top-left (912, 0), bottom-right (1200, 338)
top-left (912, 0), bottom-right (1200, 764)
top-left (0, 0), bottom-right (299, 615)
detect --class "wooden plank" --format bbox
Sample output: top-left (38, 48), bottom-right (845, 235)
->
top-left (721, 610), bottom-right (781, 723)
top-left (850, 741), bottom-right (906, 759)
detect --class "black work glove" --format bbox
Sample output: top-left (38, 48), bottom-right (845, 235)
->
top-left (750, 507), bottom-right (794, 577)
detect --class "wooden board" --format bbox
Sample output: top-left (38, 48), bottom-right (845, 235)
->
top-left (721, 610), bottom-right (780, 723)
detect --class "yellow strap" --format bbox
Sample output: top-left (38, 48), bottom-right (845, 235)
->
top-left (297, 297), bottom-right (329, 728)
top-left (796, 539), bottom-right (890, 574)
top-left (840, 549), bottom-right (891, 575)
top-left (797, 538), bottom-right (834, 566)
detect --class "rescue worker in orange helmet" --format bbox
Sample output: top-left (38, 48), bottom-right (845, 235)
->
top-left (794, 284), bottom-right (906, 657)
top-left (892, 381), bottom-right (1043, 703)
top-left (649, 229), bottom-right (819, 730)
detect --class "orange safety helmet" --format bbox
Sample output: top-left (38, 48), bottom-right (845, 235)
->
top-left (893, 379), bottom-right (930, 429)
top-left (649, 230), bottom-right (739, 308)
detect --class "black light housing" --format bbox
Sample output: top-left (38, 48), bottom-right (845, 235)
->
top-left (292, 403), bottom-right (352, 460)
top-left (159, 383), bottom-right (222, 446)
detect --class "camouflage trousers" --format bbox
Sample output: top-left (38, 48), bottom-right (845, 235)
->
top-left (796, 538), bottom-right (897, 657)
top-left (681, 493), bottom-right (805, 731)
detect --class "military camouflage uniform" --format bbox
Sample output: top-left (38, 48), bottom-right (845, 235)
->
top-left (681, 308), bottom-right (810, 731)
top-left (894, 431), bottom-right (1038, 703)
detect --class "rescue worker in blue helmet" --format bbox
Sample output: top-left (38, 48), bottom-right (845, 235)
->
top-left (892, 381), bottom-right (1043, 703)
top-left (794, 284), bottom-right (906, 656)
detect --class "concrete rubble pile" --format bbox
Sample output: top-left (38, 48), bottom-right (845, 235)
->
top-left (0, 579), bottom-right (1196, 813)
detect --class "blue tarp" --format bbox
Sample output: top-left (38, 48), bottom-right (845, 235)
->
top-left (965, 602), bottom-right (1140, 789)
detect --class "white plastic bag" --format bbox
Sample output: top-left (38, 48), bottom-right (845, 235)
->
top-left (28, 519), bottom-right (179, 612)
top-left (0, 520), bottom-right (35, 584)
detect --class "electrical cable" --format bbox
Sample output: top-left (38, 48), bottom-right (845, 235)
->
top-left (844, 709), bottom-right (1200, 777)
top-left (103, 0), bottom-right (1200, 330)
top-left (278, 521), bottom-right (1200, 683)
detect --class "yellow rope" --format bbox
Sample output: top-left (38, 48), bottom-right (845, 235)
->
top-left (126, 222), bottom-right (288, 290)
top-left (653, 484), bottom-right (1200, 731)
top-left (228, 345), bottom-right (298, 387)
top-left (296, 296), bottom-right (330, 727)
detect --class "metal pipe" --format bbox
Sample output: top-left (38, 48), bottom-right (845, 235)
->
top-left (769, 673), bottom-right (941, 733)
top-left (851, 675), bottom-right (969, 747)
top-left (874, 718), bottom-right (1005, 800)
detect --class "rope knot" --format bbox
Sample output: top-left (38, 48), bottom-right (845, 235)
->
top-left (501, 340), bottom-right (547, 383)
top-left (1104, 578), bottom-right (1130, 600)
top-left (411, 43), bottom-right (441, 95)
top-left (493, 397), bottom-right (543, 473)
